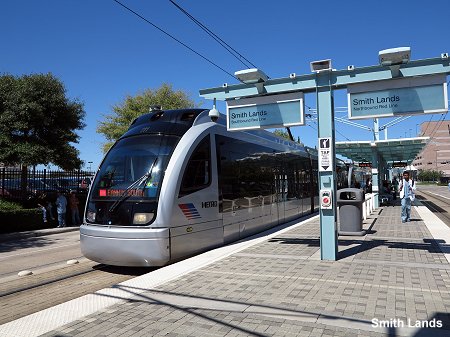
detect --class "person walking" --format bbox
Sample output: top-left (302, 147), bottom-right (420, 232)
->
top-left (365, 178), bottom-right (372, 193)
top-left (46, 198), bottom-right (55, 222)
top-left (37, 193), bottom-right (47, 223)
top-left (55, 191), bottom-right (68, 228)
top-left (399, 171), bottom-right (416, 223)
top-left (69, 191), bottom-right (81, 226)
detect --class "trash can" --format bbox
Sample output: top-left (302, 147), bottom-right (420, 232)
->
top-left (337, 188), bottom-right (366, 236)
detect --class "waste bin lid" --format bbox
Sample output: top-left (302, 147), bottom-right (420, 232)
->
top-left (337, 188), bottom-right (364, 202)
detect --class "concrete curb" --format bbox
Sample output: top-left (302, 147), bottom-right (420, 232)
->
top-left (0, 227), bottom-right (79, 243)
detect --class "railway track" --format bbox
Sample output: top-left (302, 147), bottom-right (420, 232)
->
top-left (0, 260), bottom-right (150, 325)
top-left (415, 189), bottom-right (450, 227)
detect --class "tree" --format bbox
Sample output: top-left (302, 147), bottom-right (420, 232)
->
top-left (0, 73), bottom-right (85, 170)
top-left (273, 129), bottom-right (290, 140)
top-left (417, 169), bottom-right (444, 182)
top-left (273, 129), bottom-right (303, 144)
top-left (97, 83), bottom-right (197, 152)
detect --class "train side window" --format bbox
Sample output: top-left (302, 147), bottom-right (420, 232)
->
top-left (179, 135), bottom-right (211, 197)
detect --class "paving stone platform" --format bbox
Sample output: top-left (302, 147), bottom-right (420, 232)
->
top-left (3, 202), bottom-right (450, 337)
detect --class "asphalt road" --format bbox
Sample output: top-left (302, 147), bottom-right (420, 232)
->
top-left (0, 230), bottom-right (83, 278)
top-left (0, 229), bottom-right (150, 324)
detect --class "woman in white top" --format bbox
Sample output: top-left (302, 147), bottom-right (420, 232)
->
top-left (398, 171), bottom-right (416, 223)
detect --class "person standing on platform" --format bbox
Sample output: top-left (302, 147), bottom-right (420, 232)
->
top-left (399, 171), bottom-right (416, 223)
top-left (55, 191), bottom-right (68, 228)
top-left (365, 178), bottom-right (372, 193)
top-left (69, 191), bottom-right (81, 226)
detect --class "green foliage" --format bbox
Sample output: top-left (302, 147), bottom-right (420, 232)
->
top-left (0, 199), bottom-right (23, 211)
top-left (273, 129), bottom-right (303, 144)
top-left (417, 169), bottom-right (444, 182)
top-left (0, 73), bottom-right (86, 170)
top-left (97, 83), bottom-right (197, 152)
top-left (273, 129), bottom-right (290, 140)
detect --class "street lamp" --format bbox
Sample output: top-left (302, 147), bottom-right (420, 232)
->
top-left (88, 161), bottom-right (93, 171)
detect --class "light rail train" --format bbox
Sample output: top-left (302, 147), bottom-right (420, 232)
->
top-left (81, 108), bottom-right (328, 267)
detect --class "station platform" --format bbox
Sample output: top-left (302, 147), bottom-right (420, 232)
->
top-left (1, 200), bottom-right (450, 337)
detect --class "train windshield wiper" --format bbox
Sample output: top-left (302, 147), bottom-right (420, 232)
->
top-left (108, 158), bottom-right (158, 213)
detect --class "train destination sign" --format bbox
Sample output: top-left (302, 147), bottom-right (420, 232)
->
top-left (226, 92), bottom-right (304, 131)
top-left (392, 161), bottom-right (407, 167)
top-left (347, 74), bottom-right (448, 120)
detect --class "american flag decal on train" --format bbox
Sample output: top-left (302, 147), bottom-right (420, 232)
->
top-left (178, 203), bottom-right (201, 220)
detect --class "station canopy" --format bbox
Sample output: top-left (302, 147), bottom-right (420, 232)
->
top-left (336, 137), bottom-right (430, 164)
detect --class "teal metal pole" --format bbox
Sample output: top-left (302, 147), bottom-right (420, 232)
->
top-left (316, 73), bottom-right (338, 261)
top-left (371, 149), bottom-right (380, 208)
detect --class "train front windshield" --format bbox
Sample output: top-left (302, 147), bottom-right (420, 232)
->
top-left (86, 135), bottom-right (179, 226)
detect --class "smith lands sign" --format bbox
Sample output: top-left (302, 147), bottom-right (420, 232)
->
top-left (226, 92), bottom-right (305, 131)
top-left (347, 74), bottom-right (448, 120)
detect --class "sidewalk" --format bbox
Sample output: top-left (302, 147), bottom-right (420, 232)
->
top-left (1, 201), bottom-right (450, 337)
top-left (0, 226), bottom-right (79, 243)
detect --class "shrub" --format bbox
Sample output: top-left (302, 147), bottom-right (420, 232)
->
top-left (0, 199), bottom-right (23, 211)
top-left (0, 205), bottom-right (45, 234)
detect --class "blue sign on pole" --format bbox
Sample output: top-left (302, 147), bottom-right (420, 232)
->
top-left (347, 74), bottom-right (448, 119)
top-left (226, 92), bottom-right (304, 131)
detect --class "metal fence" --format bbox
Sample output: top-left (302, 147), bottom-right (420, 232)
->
top-left (0, 167), bottom-right (95, 202)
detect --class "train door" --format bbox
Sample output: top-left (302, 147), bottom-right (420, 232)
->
top-left (274, 163), bottom-right (286, 225)
top-left (284, 155), bottom-right (303, 221)
top-left (216, 135), bottom-right (275, 242)
top-left (311, 158), bottom-right (319, 212)
top-left (171, 135), bottom-right (222, 260)
top-left (302, 164), bottom-right (311, 215)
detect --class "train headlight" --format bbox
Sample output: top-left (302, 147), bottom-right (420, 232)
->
top-left (133, 212), bottom-right (154, 225)
top-left (86, 210), bottom-right (96, 223)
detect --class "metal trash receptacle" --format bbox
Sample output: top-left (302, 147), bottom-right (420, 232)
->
top-left (337, 188), bottom-right (366, 236)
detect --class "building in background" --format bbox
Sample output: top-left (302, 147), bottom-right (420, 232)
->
top-left (413, 120), bottom-right (450, 180)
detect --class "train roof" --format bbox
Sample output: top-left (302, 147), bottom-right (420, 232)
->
top-left (121, 108), bottom-right (316, 156)
top-left (123, 108), bottom-right (206, 138)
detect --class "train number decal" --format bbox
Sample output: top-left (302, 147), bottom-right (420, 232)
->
top-left (201, 201), bottom-right (218, 208)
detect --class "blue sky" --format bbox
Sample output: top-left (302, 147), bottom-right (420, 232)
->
top-left (1, 0), bottom-right (449, 170)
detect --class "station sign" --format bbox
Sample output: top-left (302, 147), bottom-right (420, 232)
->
top-left (347, 74), bottom-right (448, 120)
top-left (226, 92), bottom-right (304, 131)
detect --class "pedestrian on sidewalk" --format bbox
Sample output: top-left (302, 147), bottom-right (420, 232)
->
top-left (69, 191), bottom-right (81, 226)
top-left (55, 191), bottom-right (67, 228)
top-left (399, 171), bottom-right (416, 223)
top-left (37, 193), bottom-right (47, 223)
top-left (365, 178), bottom-right (372, 193)
top-left (37, 202), bottom-right (47, 223)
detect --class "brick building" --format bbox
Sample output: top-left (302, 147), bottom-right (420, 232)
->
top-left (412, 120), bottom-right (450, 178)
